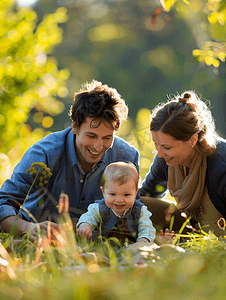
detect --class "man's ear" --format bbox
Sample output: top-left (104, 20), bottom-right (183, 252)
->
top-left (72, 121), bottom-right (77, 135)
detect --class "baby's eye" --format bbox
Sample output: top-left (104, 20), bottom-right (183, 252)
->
top-left (124, 194), bottom-right (130, 196)
top-left (110, 193), bottom-right (115, 196)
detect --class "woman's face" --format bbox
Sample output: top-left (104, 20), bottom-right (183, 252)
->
top-left (152, 131), bottom-right (197, 167)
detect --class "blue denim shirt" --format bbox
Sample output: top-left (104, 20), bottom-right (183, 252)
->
top-left (0, 127), bottom-right (139, 222)
top-left (139, 139), bottom-right (226, 219)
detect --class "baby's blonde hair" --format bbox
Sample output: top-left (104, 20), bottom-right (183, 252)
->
top-left (101, 162), bottom-right (139, 189)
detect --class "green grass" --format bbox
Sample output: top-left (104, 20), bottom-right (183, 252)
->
top-left (0, 214), bottom-right (226, 300)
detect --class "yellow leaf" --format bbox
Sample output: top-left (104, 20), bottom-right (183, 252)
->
top-left (160, 0), bottom-right (178, 12)
top-left (205, 56), bottom-right (214, 66)
top-left (192, 49), bottom-right (201, 56)
top-left (218, 52), bottom-right (226, 62)
top-left (213, 59), bottom-right (220, 68)
top-left (208, 12), bottom-right (219, 24)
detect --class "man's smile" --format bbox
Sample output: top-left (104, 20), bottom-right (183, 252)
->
top-left (87, 148), bottom-right (102, 156)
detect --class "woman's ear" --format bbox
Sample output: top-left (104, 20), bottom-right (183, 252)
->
top-left (190, 133), bottom-right (198, 148)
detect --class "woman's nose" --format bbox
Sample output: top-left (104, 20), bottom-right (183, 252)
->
top-left (157, 147), bottom-right (164, 158)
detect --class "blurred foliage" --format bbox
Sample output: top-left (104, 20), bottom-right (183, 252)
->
top-left (117, 108), bottom-right (155, 181)
top-left (31, 0), bottom-right (226, 141)
top-left (1, 0), bottom-right (226, 182)
top-left (162, 0), bottom-right (226, 68)
top-left (0, 0), bottom-right (69, 164)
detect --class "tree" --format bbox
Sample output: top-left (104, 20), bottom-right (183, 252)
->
top-left (160, 0), bottom-right (226, 69)
top-left (0, 0), bottom-right (69, 164)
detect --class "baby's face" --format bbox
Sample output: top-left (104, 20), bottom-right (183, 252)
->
top-left (101, 179), bottom-right (138, 216)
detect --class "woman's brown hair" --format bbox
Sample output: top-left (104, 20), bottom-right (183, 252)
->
top-left (150, 91), bottom-right (219, 156)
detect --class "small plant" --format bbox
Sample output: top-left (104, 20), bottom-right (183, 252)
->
top-left (18, 162), bottom-right (52, 214)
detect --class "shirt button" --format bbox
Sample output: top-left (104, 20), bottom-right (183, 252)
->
top-left (118, 220), bottom-right (124, 226)
top-left (80, 179), bottom-right (83, 183)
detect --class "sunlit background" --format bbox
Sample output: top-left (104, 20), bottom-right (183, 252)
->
top-left (17, 0), bottom-right (38, 7)
top-left (1, 0), bottom-right (226, 184)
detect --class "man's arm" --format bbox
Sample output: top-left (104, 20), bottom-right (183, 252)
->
top-left (0, 143), bottom-right (49, 222)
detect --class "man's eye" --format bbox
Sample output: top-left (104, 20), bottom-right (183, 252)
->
top-left (125, 194), bottom-right (130, 196)
top-left (110, 193), bottom-right (115, 196)
top-left (103, 137), bottom-right (112, 140)
top-left (164, 147), bottom-right (171, 150)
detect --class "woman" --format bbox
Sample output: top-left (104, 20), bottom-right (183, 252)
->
top-left (139, 91), bottom-right (226, 237)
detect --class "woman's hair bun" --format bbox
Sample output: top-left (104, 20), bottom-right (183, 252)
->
top-left (178, 92), bottom-right (191, 104)
top-left (183, 93), bottom-right (191, 99)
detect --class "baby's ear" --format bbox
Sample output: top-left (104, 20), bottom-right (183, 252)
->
top-left (100, 186), bottom-right (104, 196)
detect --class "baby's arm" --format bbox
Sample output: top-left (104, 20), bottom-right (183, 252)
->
top-left (137, 237), bottom-right (150, 243)
top-left (137, 206), bottom-right (156, 243)
top-left (76, 203), bottom-right (100, 239)
top-left (77, 223), bottom-right (92, 239)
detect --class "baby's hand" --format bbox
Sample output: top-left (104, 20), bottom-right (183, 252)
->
top-left (77, 223), bottom-right (92, 239)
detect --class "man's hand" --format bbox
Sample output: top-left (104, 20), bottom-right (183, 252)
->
top-left (27, 221), bottom-right (63, 242)
top-left (77, 223), bottom-right (92, 239)
top-left (0, 216), bottom-right (63, 242)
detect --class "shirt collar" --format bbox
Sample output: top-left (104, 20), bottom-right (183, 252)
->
top-left (66, 128), bottom-right (78, 167)
top-left (77, 159), bottom-right (102, 175)
top-left (112, 208), bottom-right (130, 218)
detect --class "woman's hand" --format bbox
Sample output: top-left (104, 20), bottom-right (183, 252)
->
top-left (156, 228), bottom-right (176, 244)
top-left (77, 223), bottom-right (92, 239)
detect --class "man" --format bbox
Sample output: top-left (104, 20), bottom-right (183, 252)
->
top-left (0, 80), bottom-right (139, 241)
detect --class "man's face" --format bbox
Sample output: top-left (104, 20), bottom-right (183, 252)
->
top-left (73, 118), bottom-right (115, 172)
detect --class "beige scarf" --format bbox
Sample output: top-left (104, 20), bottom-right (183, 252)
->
top-left (168, 151), bottom-right (225, 236)
top-left (167, 151), bottom-right (207, 220)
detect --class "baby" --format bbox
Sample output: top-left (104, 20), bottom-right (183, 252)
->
top-left (77, 161), bottom-right (156, 245)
